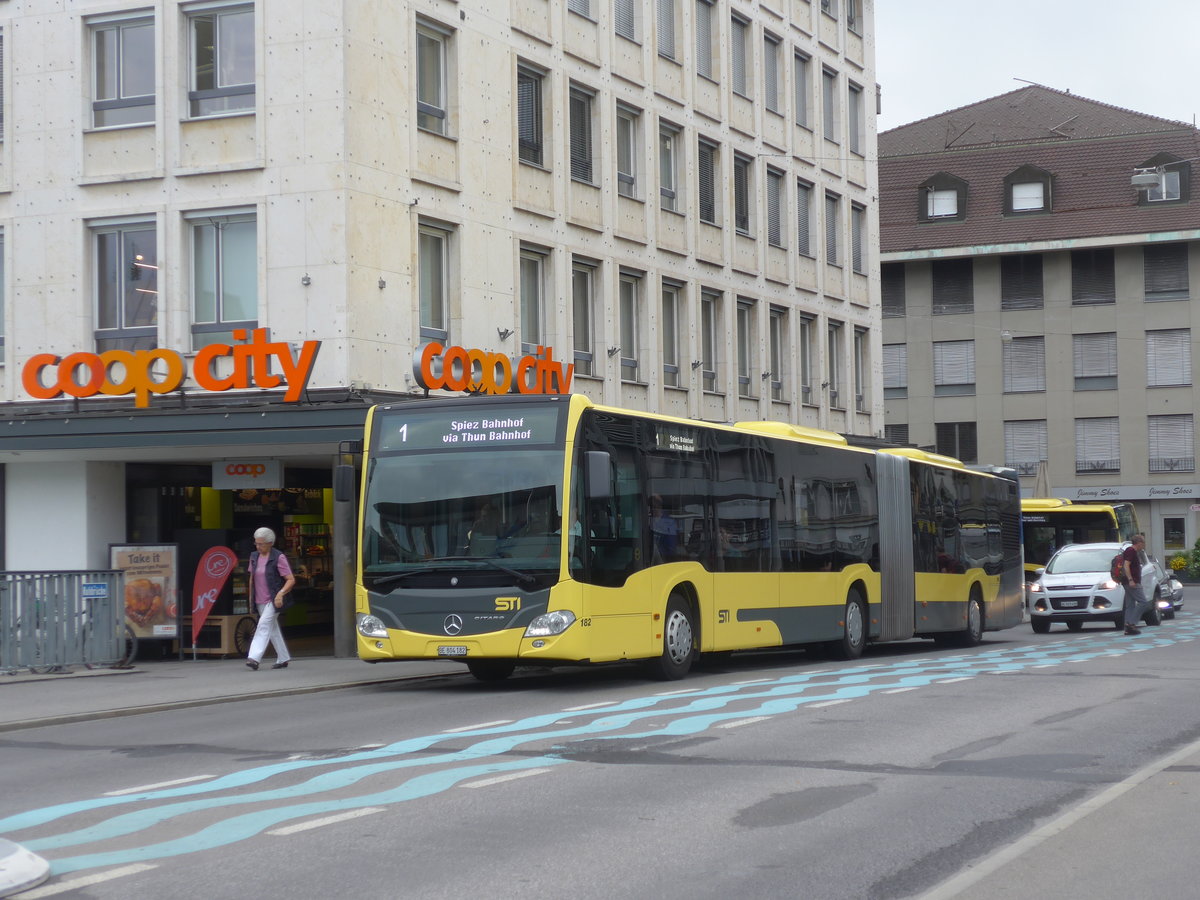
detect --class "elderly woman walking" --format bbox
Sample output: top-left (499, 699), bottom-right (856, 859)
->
top-left (245, 526), bottom-right (296, 670)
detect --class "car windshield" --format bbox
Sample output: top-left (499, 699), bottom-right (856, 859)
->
top-left (1046, 547), bottom-right (1117, 575)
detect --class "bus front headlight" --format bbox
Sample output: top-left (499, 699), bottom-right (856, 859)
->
top-left (524, 610), bottom-right (576, 637)
top-left (357, 614), bottom-right (388, 638)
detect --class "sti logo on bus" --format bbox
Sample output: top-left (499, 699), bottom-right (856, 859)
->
top-left (414, 343), bottom-right (573, 395)
top-left (22, 329), bottom-right (321, 408)
top-left (495, 597), bottom-right (521, 612)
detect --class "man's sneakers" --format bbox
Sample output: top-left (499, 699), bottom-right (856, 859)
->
top-left (1124, 625), bottom-right (1142, 636)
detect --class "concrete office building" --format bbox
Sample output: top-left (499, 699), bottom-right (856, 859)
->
top-left (0, 0), bottom-right (880, 646)
top-left (879, 85), bottom-right (1200, 562)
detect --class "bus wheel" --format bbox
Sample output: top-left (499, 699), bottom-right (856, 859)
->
top-left (954, 590), bottom-right (985, 647)
top-left (467, 660), bottom-right (516, 683)
top-left (831, 590), bottom-right (866, 660)
top-left (646, 595), bottom-right (696, 680)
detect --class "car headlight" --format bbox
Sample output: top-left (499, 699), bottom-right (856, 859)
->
top-left (524, 610), bottom-right (576, 637)
top-left (357, 614), bottom-right (388, 638)
top-left (1027, 582), bottom-right (1043, 594)
top-left (1100, 580), bottom-right (1119, 590)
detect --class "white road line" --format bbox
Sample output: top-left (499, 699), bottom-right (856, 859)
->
top-left (104, 776), bottom-right (214, 796)
top-left (563, 701), bottom-right (617, 711)
top-left (19, 864), bottom-right (156, 898)
top-left (462, 768), bottom-right (553, 789)
top-left (884, 687), bottom-right (919, 694)
top-left (732, 678), bottom-right (771, 685)
top-left (717, 716), bottom-right (771, 729)
top-left (935, 677), bottom-right (974, 684)
top-left (922, 734), bottom-right (1200, 900)
top-left (655, 688), bottom-right (702, 696)
top-left (442, 720), bottom-right (512, 733)
top-left (267, 808), bottom-right (384, 835)
top-left (809, 699), bottom-right (853, 708)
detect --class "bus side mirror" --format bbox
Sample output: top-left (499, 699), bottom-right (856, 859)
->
top-left (584, 451), bottom-right (611, 501)
top-left (334, 464), bottom-right (357, 503)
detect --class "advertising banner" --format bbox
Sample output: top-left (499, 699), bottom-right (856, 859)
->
top-left (191, 547), bottom-right (239, 644)
top-left (109, 544), bottom-right (180, 640)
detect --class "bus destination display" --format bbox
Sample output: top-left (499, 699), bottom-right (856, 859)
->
top-left (377, 407), bottom-right (561, 452)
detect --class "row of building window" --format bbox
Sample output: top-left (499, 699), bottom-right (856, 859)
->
top-left (882, 244), bottom-right (1192, 316)
top-left (555, 0), bottom-right (863, 151)
top-left (59, 4), bottom-right (255, 129)
top-left (883, 329), bottom-right (1195, 397)
top-left (886, 416), bottom-right (1196, 476)
top-left (0, 214), bottom-right (256, 357)
top-left (918, 156), bottom-right (1189, 222)
top-left (516, 71), bottom-right (868, 267)
top-left (420, 223), bottom-right (871, 408)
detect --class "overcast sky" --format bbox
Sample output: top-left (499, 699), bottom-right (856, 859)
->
top-left (874, 2), bottom-right (1200, 133)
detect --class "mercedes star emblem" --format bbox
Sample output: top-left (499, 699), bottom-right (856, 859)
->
top-left (444, 614), bottom-right (464, 636)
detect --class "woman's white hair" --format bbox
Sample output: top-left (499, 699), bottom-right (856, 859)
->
top-left (254, 527), bottom-right (276, 544)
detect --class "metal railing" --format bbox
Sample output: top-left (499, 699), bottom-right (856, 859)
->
top-left (0, 571), bottom-right (126, 674)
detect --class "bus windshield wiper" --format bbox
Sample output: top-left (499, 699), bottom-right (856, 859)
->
top-left (366, 568), bottom-right (436, 588)
top-left (425, 556), bottom-right (540, 589)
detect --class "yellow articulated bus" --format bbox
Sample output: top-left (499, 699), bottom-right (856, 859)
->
top-left (1021, 498), bottom-right (1140, 574)
top-left (354, 394), bottom-right (1024, 681)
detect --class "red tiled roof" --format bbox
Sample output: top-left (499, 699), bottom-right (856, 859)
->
top-left (878, 86), bottom-right (1200, 254)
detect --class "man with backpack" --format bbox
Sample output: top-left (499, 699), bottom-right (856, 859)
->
top-left (1120, 534), bottom-right (1148, 636)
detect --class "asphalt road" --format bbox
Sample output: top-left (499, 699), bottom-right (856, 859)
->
top-left (3, 608), bottom-right (1200, 900)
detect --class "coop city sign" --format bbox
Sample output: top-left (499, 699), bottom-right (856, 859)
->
top-left (21, 330), bottom-right (321, 408)
top-left (414, 342), bottom-right (574, 395)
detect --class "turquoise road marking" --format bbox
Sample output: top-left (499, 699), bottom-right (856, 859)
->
top-left (5, 621), bottom-right (1197, 875)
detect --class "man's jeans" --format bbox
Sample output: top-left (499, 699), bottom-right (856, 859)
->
top-left (1123, 583), bottom-right (1147, 627)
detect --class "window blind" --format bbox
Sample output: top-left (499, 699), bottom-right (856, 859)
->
top-left (1071, 248), bottom-right (1115, 304)
top-left (1075, 418), bottom-right (1119, 473)
top-left (1002, 336), bottom-right (1045, 392)
top-left (933, 340), bottom-right (975, 385)
top-left (1144, 243), bottom-right (1189, 300)
top-left (1148, 415), bottom-right (1195, 472)
top-left (1004, 420), bottom-right (1047, 475)
top-left (931, 258), bottom-right (974, 314)
top-left (1146, 329), bottom-right (1192, 386)
top-left (1000, 254), bottom-right (1043, 310)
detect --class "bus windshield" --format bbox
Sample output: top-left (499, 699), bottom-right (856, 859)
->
top-left (361, 406), bottom-right (566, 587)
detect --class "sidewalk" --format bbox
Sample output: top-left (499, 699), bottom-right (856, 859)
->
top-left (0, 653), bottom-right (461, 733)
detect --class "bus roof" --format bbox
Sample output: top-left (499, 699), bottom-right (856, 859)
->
top-left (878, 447), bottom-right (966, 469)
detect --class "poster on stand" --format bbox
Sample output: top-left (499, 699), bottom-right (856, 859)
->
top-left (109, 544), bottom-right (180, 640)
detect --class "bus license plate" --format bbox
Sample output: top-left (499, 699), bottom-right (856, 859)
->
top-left (438, 645), bottom-right (468, 657)
top-left (1059, 600), bottom-right (1079, 608)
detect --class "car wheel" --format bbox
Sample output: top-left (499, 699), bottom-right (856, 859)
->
top-left (1031, 617), bottom-right (1051, 634)
top-left (1066, 621), bottom-right (1084, 632)
top-left (1144, 600), bottom-right (1162, 627)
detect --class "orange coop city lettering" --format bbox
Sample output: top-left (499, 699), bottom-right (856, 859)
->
top-left (21, 330), bottom-right (320, 408)
top-left (413, 343), bottom-right (573, 395)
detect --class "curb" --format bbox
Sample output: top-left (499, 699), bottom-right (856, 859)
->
top-left (0, 671), bottom-right (457, 735)
top-left (0, 838), bottom-right (50, 898)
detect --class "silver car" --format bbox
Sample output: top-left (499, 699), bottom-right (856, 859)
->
top-left (1028, 542), bottom-right (1162, 633)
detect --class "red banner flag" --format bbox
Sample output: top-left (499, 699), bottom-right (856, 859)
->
top-left (192, 547), bottom-right (239, 644)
